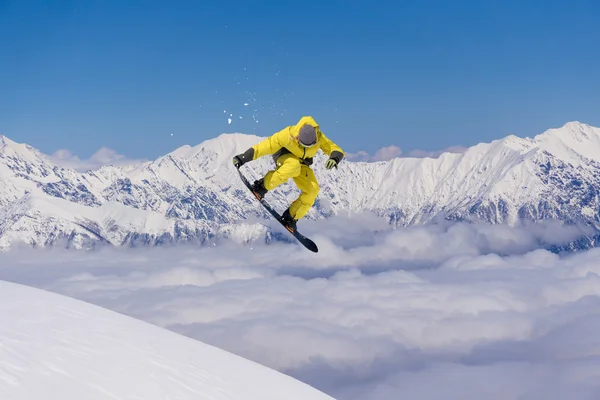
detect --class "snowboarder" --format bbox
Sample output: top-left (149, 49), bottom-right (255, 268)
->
top-left (232, 116), bottom-right (344, 231)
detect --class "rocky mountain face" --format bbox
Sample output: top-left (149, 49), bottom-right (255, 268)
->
top-left (1, 121), bottom-right (599, 250)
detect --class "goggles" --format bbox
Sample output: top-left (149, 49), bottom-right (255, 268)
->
top-left (297, 136), bottom-right (316, 148)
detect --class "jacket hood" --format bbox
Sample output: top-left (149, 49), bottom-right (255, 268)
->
top-left (295, 116), bottom-right (319, 129)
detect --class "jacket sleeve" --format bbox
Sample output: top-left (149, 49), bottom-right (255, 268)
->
top-left (319, 131), bottom-right (344, 162)
top-left (251, 127), bottom-right (291, 159)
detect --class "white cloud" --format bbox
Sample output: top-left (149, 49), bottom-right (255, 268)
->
top-left (49, 147), bottom-right (147, 171)
top-left (347, 145), bottom-right (402, 162)
top-left (405, 145), bottom-right (468, 158)
top-left (347, 144), bottom-right (467, 162)
top-left (372, 145), bottom-right (402, 161)
top-left (345, 150), bottom-right (371, 162)
top-left (1, 218), bottom-right (599, 399)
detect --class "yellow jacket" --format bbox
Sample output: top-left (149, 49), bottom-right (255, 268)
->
top-left (251, 116), bottom-right (344, 164)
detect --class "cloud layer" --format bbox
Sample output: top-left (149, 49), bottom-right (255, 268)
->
top-left (48, 142), bottom-right (465, 170)
top-left (1, 217), bottom-right (600, 399)
top-left (49, 147), bottom-right (147, 171)
top-left (347, 144), bottom-right (468, 162)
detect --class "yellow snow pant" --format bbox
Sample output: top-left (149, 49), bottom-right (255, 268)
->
top-left (263, 153), bottom-right (320, 220)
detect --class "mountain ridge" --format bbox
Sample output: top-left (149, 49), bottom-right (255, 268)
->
top-left (1, 121), bottom-right (599, 249)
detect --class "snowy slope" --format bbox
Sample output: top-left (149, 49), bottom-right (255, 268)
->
top-left (1, 121), bottom-right (600, 249)
top-left (0, 280), bottom-right (335, 400)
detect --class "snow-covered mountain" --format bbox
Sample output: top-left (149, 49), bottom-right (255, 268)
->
top-left (1, 121), bottom-right (600, 249)
top-left (0, 280), bottom-right (335, 399)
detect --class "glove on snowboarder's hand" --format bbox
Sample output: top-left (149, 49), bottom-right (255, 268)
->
top-left (232, 155), bottom-right (243, 169)
top-left (232, 148), bottom-right (255, 169)
top-left (325, 150), bottom-right (344, 170)
top-left (325, 159), bottom-right (337, 169)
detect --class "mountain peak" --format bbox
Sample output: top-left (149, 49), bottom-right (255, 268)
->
top-left (535, 121), bottom-right (597, 138)
top-left (0, 134), bottom-right (17, 149)
top-left (167, 132), bottom-right (264, 160)
top-left (531, 121), bottom-right (600, 164)
top-left (0, 134), bottom-right (51, 164)
top-left (562, 120), bottom-right (590, 129)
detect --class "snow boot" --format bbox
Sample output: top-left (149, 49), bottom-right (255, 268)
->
top-left (251, 178), bottom-right (268, 200)
top-left (280, 208), bottom-right (297, 232)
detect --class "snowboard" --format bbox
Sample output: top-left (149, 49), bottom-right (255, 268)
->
top-left (236, 166), bottom-right (318, 253)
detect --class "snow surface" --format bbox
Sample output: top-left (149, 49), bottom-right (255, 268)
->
top-left (0, 280), bottom-right (335, 400)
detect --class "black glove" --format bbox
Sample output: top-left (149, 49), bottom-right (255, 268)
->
top-left (232, 148), bottom-right (255, 169)
top-left (326, 150), bottom-right (344, 170)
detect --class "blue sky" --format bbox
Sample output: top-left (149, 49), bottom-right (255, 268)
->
top-left (1, 0), bottom-right (599, 161)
